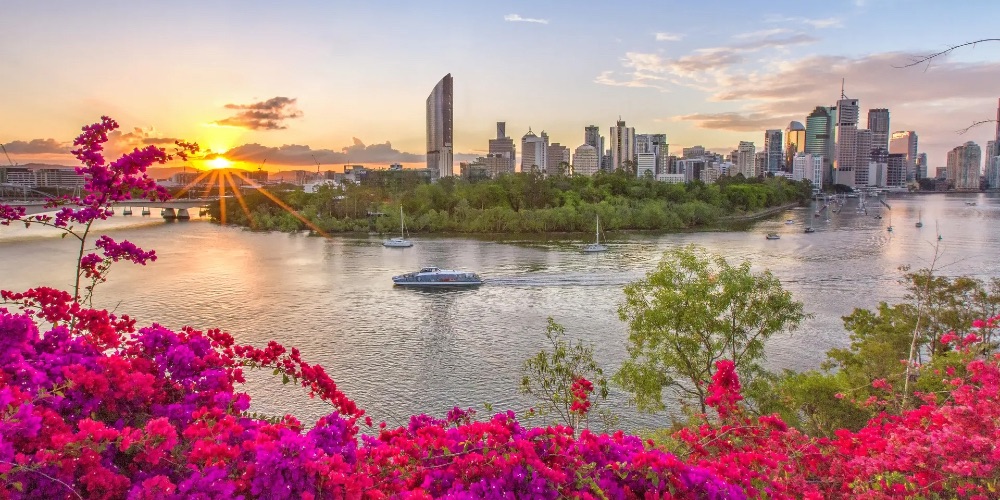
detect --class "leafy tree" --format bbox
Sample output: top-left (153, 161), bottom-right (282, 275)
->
top-left (520, 318), bottom-right (614, 432)
top-left (614, 245), bottom-right (806, 415)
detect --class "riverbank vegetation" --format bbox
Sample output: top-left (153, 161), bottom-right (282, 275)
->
top-left (4, 118), bottom-right (1000, 498)
top-left (211, 171), bottom-right (812, 233)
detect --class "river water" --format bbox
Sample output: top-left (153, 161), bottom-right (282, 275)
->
top-left (1, 192), bottom-right (998, 431)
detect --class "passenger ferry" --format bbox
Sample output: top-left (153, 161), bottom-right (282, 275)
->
top-left (392, 267), bottom-right (483, 287)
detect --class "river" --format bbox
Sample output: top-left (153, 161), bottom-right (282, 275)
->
top-left (1, 192), bottom-right (998, 431)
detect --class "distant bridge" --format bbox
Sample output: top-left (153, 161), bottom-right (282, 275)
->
top-left (2, 197), bottom-right (223, 216)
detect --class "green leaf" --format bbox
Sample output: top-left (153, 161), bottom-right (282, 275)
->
top-left (282, 374), bottom-right (290, 384)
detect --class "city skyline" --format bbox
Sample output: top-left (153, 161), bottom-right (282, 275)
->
top-left (3, 1), bottom-right (1000, 172)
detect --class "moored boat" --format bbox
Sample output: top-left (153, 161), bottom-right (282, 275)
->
top-left (766, 233), bottom-right (780, 240)
top-left (392, 267), bottom-right (483, 287)
top-left (804, 227), bottom-right (815, 233)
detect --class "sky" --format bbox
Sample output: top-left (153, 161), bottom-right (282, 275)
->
top-left (3, 0), bottom-right (1000, 173)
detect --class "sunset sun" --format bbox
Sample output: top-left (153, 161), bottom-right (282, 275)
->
top-left (208, 157), bottom-right (232, 169)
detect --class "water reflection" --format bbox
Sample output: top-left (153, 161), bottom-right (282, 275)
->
top-left (0, 193), bottom-right (997, 431)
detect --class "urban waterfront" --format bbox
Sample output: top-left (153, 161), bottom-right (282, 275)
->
top-left (1, 192), bottom-right (997, 431)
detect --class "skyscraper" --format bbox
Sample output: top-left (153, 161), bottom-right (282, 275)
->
top-left (805, 106), bottom-right (836, 187)
top-left (584, 126), bottom-right (605, 172)
top-left (835, 97), bottom-right (859, 187)
top-left (946, 141), bottom-right (981, 191)
top-left (426, 73), bottom-right (453, 178)
top-left (889, 131), bottom-right (918, 182)
top-left (915, 152), bottom-right (928, 180)
top-left (855, 129), bottom-right (873, 186)
top-left (784, 121), bottom-right (806, 172)
top-left (521, 128), bottom-right (548, 173)
top-left (573, 144), bottom-right (600, 177)
top-left (609, 119), bottom-right (635, 172)
top-left (867, 108), bottom-right (890, 150)
top-left (764, 129), bottom-right (783, 174)
top-left (635, 134), bottom-right (668, 176)
top-left (735, 141), bottom-right (756, 178)
top-left (546, 143), bottom-right (570, 176)
top-left (488, 122), bottom-right (516, 175)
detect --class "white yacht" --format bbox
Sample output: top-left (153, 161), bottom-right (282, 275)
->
top-left (383, 206), bottom-right (413, 248)
top-left (582, 215), bottom-right (608, 253)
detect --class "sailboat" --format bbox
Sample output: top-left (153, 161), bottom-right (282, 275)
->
top-left (582, 216), bottom-right (608, 253)
top-left (887, 211), bottom-right (893, 232)
top-left (383, 207), bottom-right (413, 248)
top-left (915, 210), bottom-right (923, 228)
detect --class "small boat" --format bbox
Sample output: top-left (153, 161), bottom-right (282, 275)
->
top-left (804, 227), bottom-right (815, 233)
top-left (766, 233), bottom-right (780, 240)
top-left (392, 267), bottom-right (483, 287)
top-left (383, 207), bottom-right (413, 248)
top-left (966, 201), bottom-right (977, 206)
top-left (938, 235), bottom-right (943, 241)
top-left (785, 219), bottom-right (795, 225)
top-left (915, 211), bottom-right (923, 228)
top-left (582, 215), bottom-right (608, 253)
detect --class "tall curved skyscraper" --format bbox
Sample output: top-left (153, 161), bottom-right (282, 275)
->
top-left (426, 74), bottom-right (453, 178)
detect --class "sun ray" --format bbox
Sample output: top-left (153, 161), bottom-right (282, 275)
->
top-left (173, 169), bottom-right (215, 199)
top-left (221, 170), bottom-right (253, 226)
top-left (199, 171), bottom-right (220, 199)
top-left (231, 171), bottom-right (329, 237)
top-left (217, 171), bottom-right (226, 225)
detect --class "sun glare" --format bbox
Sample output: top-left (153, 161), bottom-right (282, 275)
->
top-left (208, 157), bottom-right (232, 170)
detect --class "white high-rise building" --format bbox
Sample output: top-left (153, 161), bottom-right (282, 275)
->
top-left (572, 144), bottom-right (600, 177)
top-left (636, 133), bottom-right (668, 177)
top-left (835, 97), bottom-right (860, 187)
top-left (735, 141), bottom-right (756, 178)
top-left (521, 128), bottom-right (549, 173)
top-left (610, 119), bottom-right (635, 171)
top-left (792, 153), bottom-right (824, 186)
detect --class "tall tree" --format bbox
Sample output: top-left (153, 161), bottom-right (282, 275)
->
top-left (614, 245), bottom-right (806, 414)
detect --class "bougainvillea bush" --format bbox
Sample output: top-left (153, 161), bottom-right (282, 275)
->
top-left (2, 118), bottom-right (1000, 499)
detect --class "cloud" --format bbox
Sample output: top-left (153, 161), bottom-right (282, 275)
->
top-left (214, 97), bottom-right (303, 130)
top-left (733, 28), bottom-right (791, 39)
top-left (654, 32), bottom-right (683, 42)
top-left (763, 15), bottom-right (843, 29)
top-left (674, 112), bottom-right (801, 132)
top-left (224, 138), bottom-right (423, 166)
top-left (598, 34), bottom-right (819, 90)
top-left (671, 51), bottom-right (1000, 161)
top-left (2, 138), bottom-right (68, 154)
top-left (504, 14), bottom-right (548, 24)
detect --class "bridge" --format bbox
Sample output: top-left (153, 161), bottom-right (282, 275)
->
top-left (1, 198), bottom-right (222, 217)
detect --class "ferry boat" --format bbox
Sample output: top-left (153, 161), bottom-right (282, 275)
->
top-left (392, 267), bottom-right (483, 287)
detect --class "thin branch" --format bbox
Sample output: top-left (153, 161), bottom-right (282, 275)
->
top-left (957, 119), bottom-right (997, 135)
top-left (894, 38), bottom-right (1000, 69)
top-left (0, 460), bottom-right (83, 500)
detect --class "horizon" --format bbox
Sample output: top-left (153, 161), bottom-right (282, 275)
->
top-left (3, 1), bottom-right (1000, 173)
